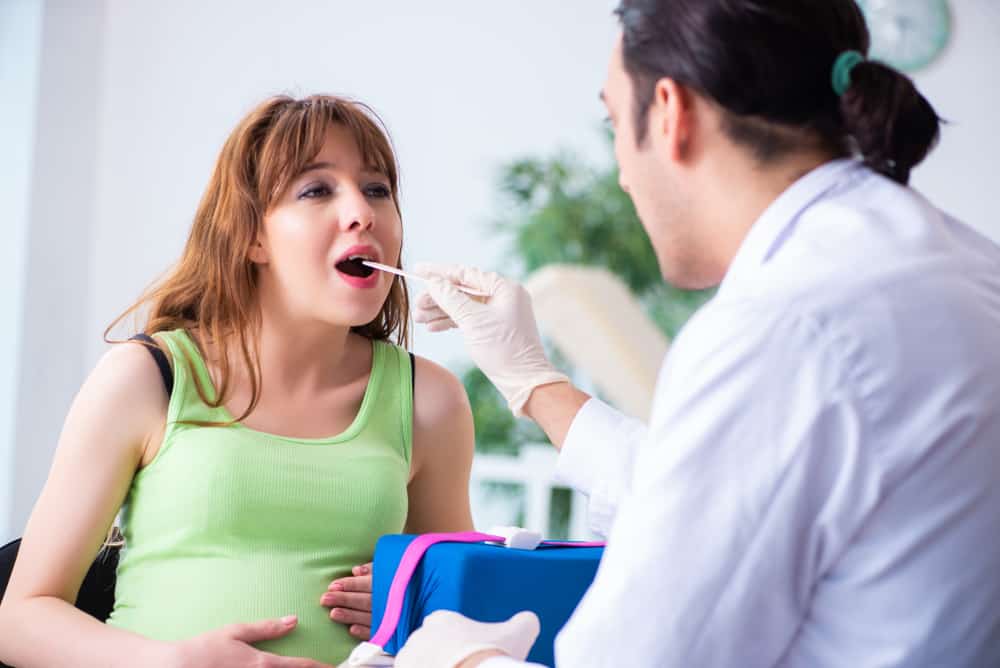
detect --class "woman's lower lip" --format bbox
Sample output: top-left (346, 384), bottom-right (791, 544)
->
top-left (336, 269), bottom-right (380, 289)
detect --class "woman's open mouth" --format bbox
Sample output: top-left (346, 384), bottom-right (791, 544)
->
top-left (334, 249), bottom-right (381, 289)
top-left (336, 256), bottom-right (376, 278)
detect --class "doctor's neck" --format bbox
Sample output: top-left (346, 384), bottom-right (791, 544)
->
top-left (676, 127), bottom-right (839, 289)
top-left (717, 147), bottom-right (832, 253)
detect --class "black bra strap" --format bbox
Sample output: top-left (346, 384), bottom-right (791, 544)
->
top-left (130, 334), bottom-right (173, 397)
top-left (408, 352), bottom-right (415, 393)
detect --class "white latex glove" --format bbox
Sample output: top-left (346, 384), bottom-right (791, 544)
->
top-left (413, 263), bottom-right (569, 416)
top-left (393, 610), bottom-right (540, 668)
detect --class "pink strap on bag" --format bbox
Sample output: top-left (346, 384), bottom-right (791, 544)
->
top-left (371, 532), bottom-right (503, 647)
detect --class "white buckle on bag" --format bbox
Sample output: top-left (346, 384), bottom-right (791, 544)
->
top-left (485, 526), bottom-right (543, 550)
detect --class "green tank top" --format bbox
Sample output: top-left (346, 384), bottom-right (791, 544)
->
top-left (106, 329), bottom-right (412, 665)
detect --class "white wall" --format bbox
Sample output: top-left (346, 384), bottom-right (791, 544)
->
top-left (0, 0), bottom-right (44, 542)
top-left (909, 0), bottom-right (1000, 237)
top-left (4, 0), bottom-right (999, 539)
top-left (6, 0), bottom-right (105, 541)
top-left (86, 0), bottom-right (620, 368)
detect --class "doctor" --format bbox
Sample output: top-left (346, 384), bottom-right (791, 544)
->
top-left (396, 0), bottom-right (1000, 666)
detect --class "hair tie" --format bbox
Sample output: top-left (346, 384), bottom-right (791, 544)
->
top-left (832, 50), bottom-right (865, 96)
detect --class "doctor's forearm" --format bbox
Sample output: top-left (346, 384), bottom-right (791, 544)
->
top-left (522, 382), bottom-right (591, 450)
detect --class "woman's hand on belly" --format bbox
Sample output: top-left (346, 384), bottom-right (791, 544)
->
top-left (170, 615), bottom-right (334, 667)
top-left (322, 562), bottom-right (373, 640)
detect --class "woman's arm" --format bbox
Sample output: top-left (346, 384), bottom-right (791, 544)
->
top-left (0, 343), bottom-right (174, 667)
top-left (0, 342), bottom-right (326, 668)
top-left (404, 354), bottom-right (475, 533)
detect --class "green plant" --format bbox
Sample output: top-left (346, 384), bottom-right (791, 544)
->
top-left (462, 364), bottom-right (546, 455)
top-left (499, 144), bottom-right (714, 338)
top-left (463, 134), bottom-right (714, 454)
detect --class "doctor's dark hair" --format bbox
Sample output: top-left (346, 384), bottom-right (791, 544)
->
top-left (614, 0), bottom-right (941, 185)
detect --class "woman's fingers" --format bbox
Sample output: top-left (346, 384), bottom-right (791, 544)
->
top-left (349, 624), bottom-right (371, 640)
top-left (327, 574), bottom-right (371, 594)
top-left (324, 564), bottom-right (374, 638)
top-left (224, 616), bottom-right (298, 643)
top-left (261, 649), bottom-right (335, 668)
top-left (320, 590), bottom-right (371, 611)
top-left (328, 606), bottom-right (371, 627)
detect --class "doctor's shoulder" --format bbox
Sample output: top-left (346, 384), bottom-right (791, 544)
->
top-left (771, 173), bottom-right (981, 289)
top-left (661, 295), bottom-right (837, 380)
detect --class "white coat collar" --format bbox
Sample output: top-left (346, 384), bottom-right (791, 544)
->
top-left (718, 158), bottom-right (864, 296)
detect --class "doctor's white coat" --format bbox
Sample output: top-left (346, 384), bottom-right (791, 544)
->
top-left (489, 159), bottom-right (1000, 667)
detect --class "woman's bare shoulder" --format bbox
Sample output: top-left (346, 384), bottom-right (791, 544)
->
top-left (410, 354), bottom-right (471, 426)
top-left (78, 340), bottom-right (171, 442)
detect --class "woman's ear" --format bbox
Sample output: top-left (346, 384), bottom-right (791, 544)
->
top-left (247, 238), bottom-right (268, 264)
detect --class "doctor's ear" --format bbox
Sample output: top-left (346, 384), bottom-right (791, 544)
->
top-left (651, 77), bottom-right (695, 161)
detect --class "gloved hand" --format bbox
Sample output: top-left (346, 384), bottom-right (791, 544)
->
top-left (393, 610), bottom-right (540, 668)
top-left (413, 263), bottom-right (569, 416)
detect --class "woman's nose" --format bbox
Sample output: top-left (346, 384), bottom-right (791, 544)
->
top-left (339, 189), bottom-right (376, 232)
top-left (344, 214), bottom-right (374, 232)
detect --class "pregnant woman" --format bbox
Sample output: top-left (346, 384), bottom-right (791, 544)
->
top-left (0, 94), bottom-right (475, 667)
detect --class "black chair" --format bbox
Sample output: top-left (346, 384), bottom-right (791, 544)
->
top-left (0, 537), bottom-right (120, 668)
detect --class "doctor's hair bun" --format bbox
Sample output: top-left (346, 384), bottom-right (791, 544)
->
top-left (838, 60), bottom-right (941, 185)
top-left (614, 0), bottom-right (942, 186)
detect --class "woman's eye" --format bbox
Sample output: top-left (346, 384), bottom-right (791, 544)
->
top-left (365, 183), bottom-right (392, 199)
top-left (300, 184), bottom-right (331, 199)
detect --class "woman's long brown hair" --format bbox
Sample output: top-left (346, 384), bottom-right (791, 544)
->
top-left (105, 94), bottom-right (410, 424)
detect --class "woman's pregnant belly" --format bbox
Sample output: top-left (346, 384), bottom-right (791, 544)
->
top-left (106, 554), bottom-right (358, 665)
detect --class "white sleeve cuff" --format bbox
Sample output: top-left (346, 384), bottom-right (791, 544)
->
top-left (554, 397), bottom-right (647, 537)
top-left (555, 397), bottom-right (624, 494)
